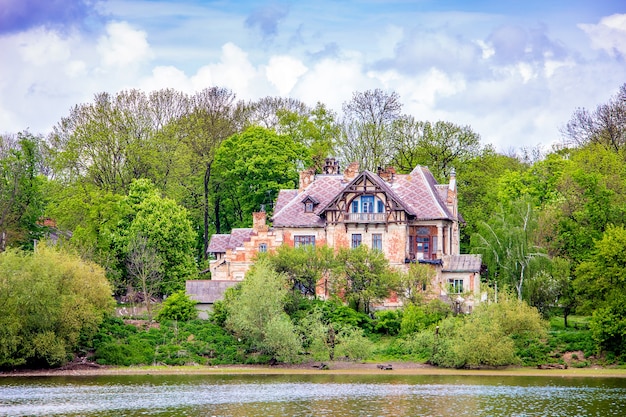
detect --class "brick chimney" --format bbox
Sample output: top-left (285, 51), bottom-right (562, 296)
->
top-left (343, 162), bottom-right (359, 182)
top-left (323, 158), bottom-right (340, 174)
top-left (299, 168), bottom-right (315, 192)
top-left (377, 166), bottom-right (396, 182)
top-left (252, 211), bottom-right (268, 233)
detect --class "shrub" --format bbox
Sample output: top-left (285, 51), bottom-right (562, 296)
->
top-left (373, 310), bottom-right (402, 335)
top-left (156, 291), bottom-right (197, 322)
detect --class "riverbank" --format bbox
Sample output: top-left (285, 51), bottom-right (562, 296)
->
top-left (3, 361), bottom-right (626, 378)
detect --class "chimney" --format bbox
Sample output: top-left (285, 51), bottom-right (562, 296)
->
top-left (299, 168), bottom-right (315, 191)
top-left (377, 166), bottom-right (396, 182)
top-left (323, 158), bottom-right (340, 175)
top-left (343, 161), bottom-right (359, 182)
top-left (252, 211), bottom-right (268, 233)
top-left (447, 168), bottom-right (457, 216)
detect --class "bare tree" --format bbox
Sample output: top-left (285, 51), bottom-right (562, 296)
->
top-left (562, 83), bottom-right (626, 152)
top-left (339, 89), bottom-right (402, 171)
top-left (126, 235), bottom-right (162, 321)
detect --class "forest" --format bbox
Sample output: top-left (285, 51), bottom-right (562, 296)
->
top-left (1, 84), bottom-right (626, 369)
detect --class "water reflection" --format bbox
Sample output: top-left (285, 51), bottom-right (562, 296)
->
top-left (1, 374), bottom-right (625, 416)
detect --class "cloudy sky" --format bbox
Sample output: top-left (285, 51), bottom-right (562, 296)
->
top-left (1, 0), bottom-right (625, 151)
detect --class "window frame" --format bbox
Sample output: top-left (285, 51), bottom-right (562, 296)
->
top-left (294, 235), bottom-right (316, 248)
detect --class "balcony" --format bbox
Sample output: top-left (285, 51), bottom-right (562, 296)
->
top-left (343, 213), bottom-right (387, 223)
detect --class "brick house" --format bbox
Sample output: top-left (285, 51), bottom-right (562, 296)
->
top-left (187, 159), bottom-right (482, 313)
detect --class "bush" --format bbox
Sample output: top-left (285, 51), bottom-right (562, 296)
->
top-left (335, 327), bottom-right (374, 361)
top-left (156, 291), bottom-right (197, 322)
top-left (373, 310), bottom-right (402, 335)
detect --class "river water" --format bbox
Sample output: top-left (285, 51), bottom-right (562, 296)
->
top-left (1, 373), bottom-right (625, 416)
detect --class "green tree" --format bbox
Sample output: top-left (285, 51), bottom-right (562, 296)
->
top-left (574, 224), bottom-right (626, 314)
top-left (224, 259), bottom-right (302, 363)
top-left (50, 89), bottom-right (190, 194)
top-left (268, 244), bottom-right (334, 297)
top-left (212, 126), bottom-right (309, 229)
top-left (331, 245), bottom-right (398, 314)
top-left (471, 197), bottom-right (548, 300)
top-left (112, 179), bottom-right (196, 295)
top-left (0, 132), bottom-right (46, 251)
top-left (277, 102), bottom-right (339, 172)
top-left (397, 263), bottom-right (437, 305)
top-left (390, 119), bottom-right (482, 181)
top-left (0, 245), bottom-right (114, 368)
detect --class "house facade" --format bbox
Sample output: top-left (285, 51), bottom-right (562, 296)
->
top-left (188, 159), bottom-right (482, 312)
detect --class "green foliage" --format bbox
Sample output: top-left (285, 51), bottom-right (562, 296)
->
top-left (212, 126), bottom-right (309, 230)
top-left (409, 294), bottom-right (548, 368)
top-left (157, 291), bottom-right (198, 322)
top-left (373, 310), bottom-right (402, 335)
top-left (111, 179), bottom-right (197, 295)
top-left (400, 300), bottom-right (451, 335)
top-left (92, 317), bottom-right (245, 366)
top-left (223, 259), bottom-right (302, 362)
top-left (334, 327), bottom-right (374, 361)
top-left (471, 197), bottom-right (549, 300)
top-left (332, 245), bottom-right (398, 314)
top-left (575, 225), bottom-right (626, 313)
top-left (0, 245), bottom-right (114, 368)
top-left (268, 244), bottom-right (334, 296)
top-left (0, 132), bottom-right (47, 251)
top-left (588, 292), bottom-right (626, 355)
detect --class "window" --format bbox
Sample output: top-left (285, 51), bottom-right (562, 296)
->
top-left (377, 200), bottom-right (384, 213)
top-left (305, 202), bottom-right (314, 213)
top-left (362, 195), bottom-right (374, 213)
top-left (351, 234), bottom-right (362, 248)
top-left (294, 235), bottom-right (315, 247)
top-left (351, 200), bottom-right (359, 213)
top-left (449, 279), bottom-right (463, 294)
top-left (258, 243), bottom-right (267, 253)
top-left (372, 234), bottom-right (382, 251)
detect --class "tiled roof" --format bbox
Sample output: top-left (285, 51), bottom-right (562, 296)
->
top-left (390, 166), bottom-right (454, 220)
top-left (271, 166), bottom-right (457, 227)
top-left (272, 175), bottom-right (347, 227)
top-left (443, 254), bottom-right (482, 272)
top-left (207, 228), bottom-right (254, 253)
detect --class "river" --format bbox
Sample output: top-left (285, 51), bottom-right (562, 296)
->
top-left (1, 373), bottom-right (625, 416)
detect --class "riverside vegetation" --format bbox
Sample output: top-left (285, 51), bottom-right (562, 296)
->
top-left (1, 85), bottom-right (626, 369)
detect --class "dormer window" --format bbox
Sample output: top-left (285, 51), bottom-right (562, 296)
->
top-left (302, 196), bottom-right (319, 213)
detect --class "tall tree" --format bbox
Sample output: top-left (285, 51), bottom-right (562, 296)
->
top-left (111, 179), bottom-right (196, 295)
top-left (0, 132), bottom-right (46, 251)
top-left (562, 83), bottom-right (626, 152)
top-left (331, 245), bottom-right (398, 314)
top-left (277, 102), bottom-right (340, 172)
top-left (471, 197), bottom-right (548, 300)
top-left (390, 119), bottom-right (482, 181)
top-left (248, 96), bottom-right (309, 129)
top-left (178, 87), bottom-right (245, 257)
top-left (339, 89), bottom-right (402, 171)
top-left (212, 126), bottom-right (309, 230)
top-left (49, 89), bottom-right (190, 194)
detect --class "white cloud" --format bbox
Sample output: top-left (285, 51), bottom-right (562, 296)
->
top-left (97, 21), bottom-right (152, 68)
top-left (265, 55), bottom-right (308, 96)
top-left (579, 13), bottom-right (626, 57)
top-left (17, 28), bottom-right (72, 66)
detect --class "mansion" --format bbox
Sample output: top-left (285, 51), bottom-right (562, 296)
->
top-left (186, 159), bottom-right (482, 313)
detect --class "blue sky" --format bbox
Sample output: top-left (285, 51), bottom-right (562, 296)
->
top-left (1, 0), bottom-right (625, 151)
